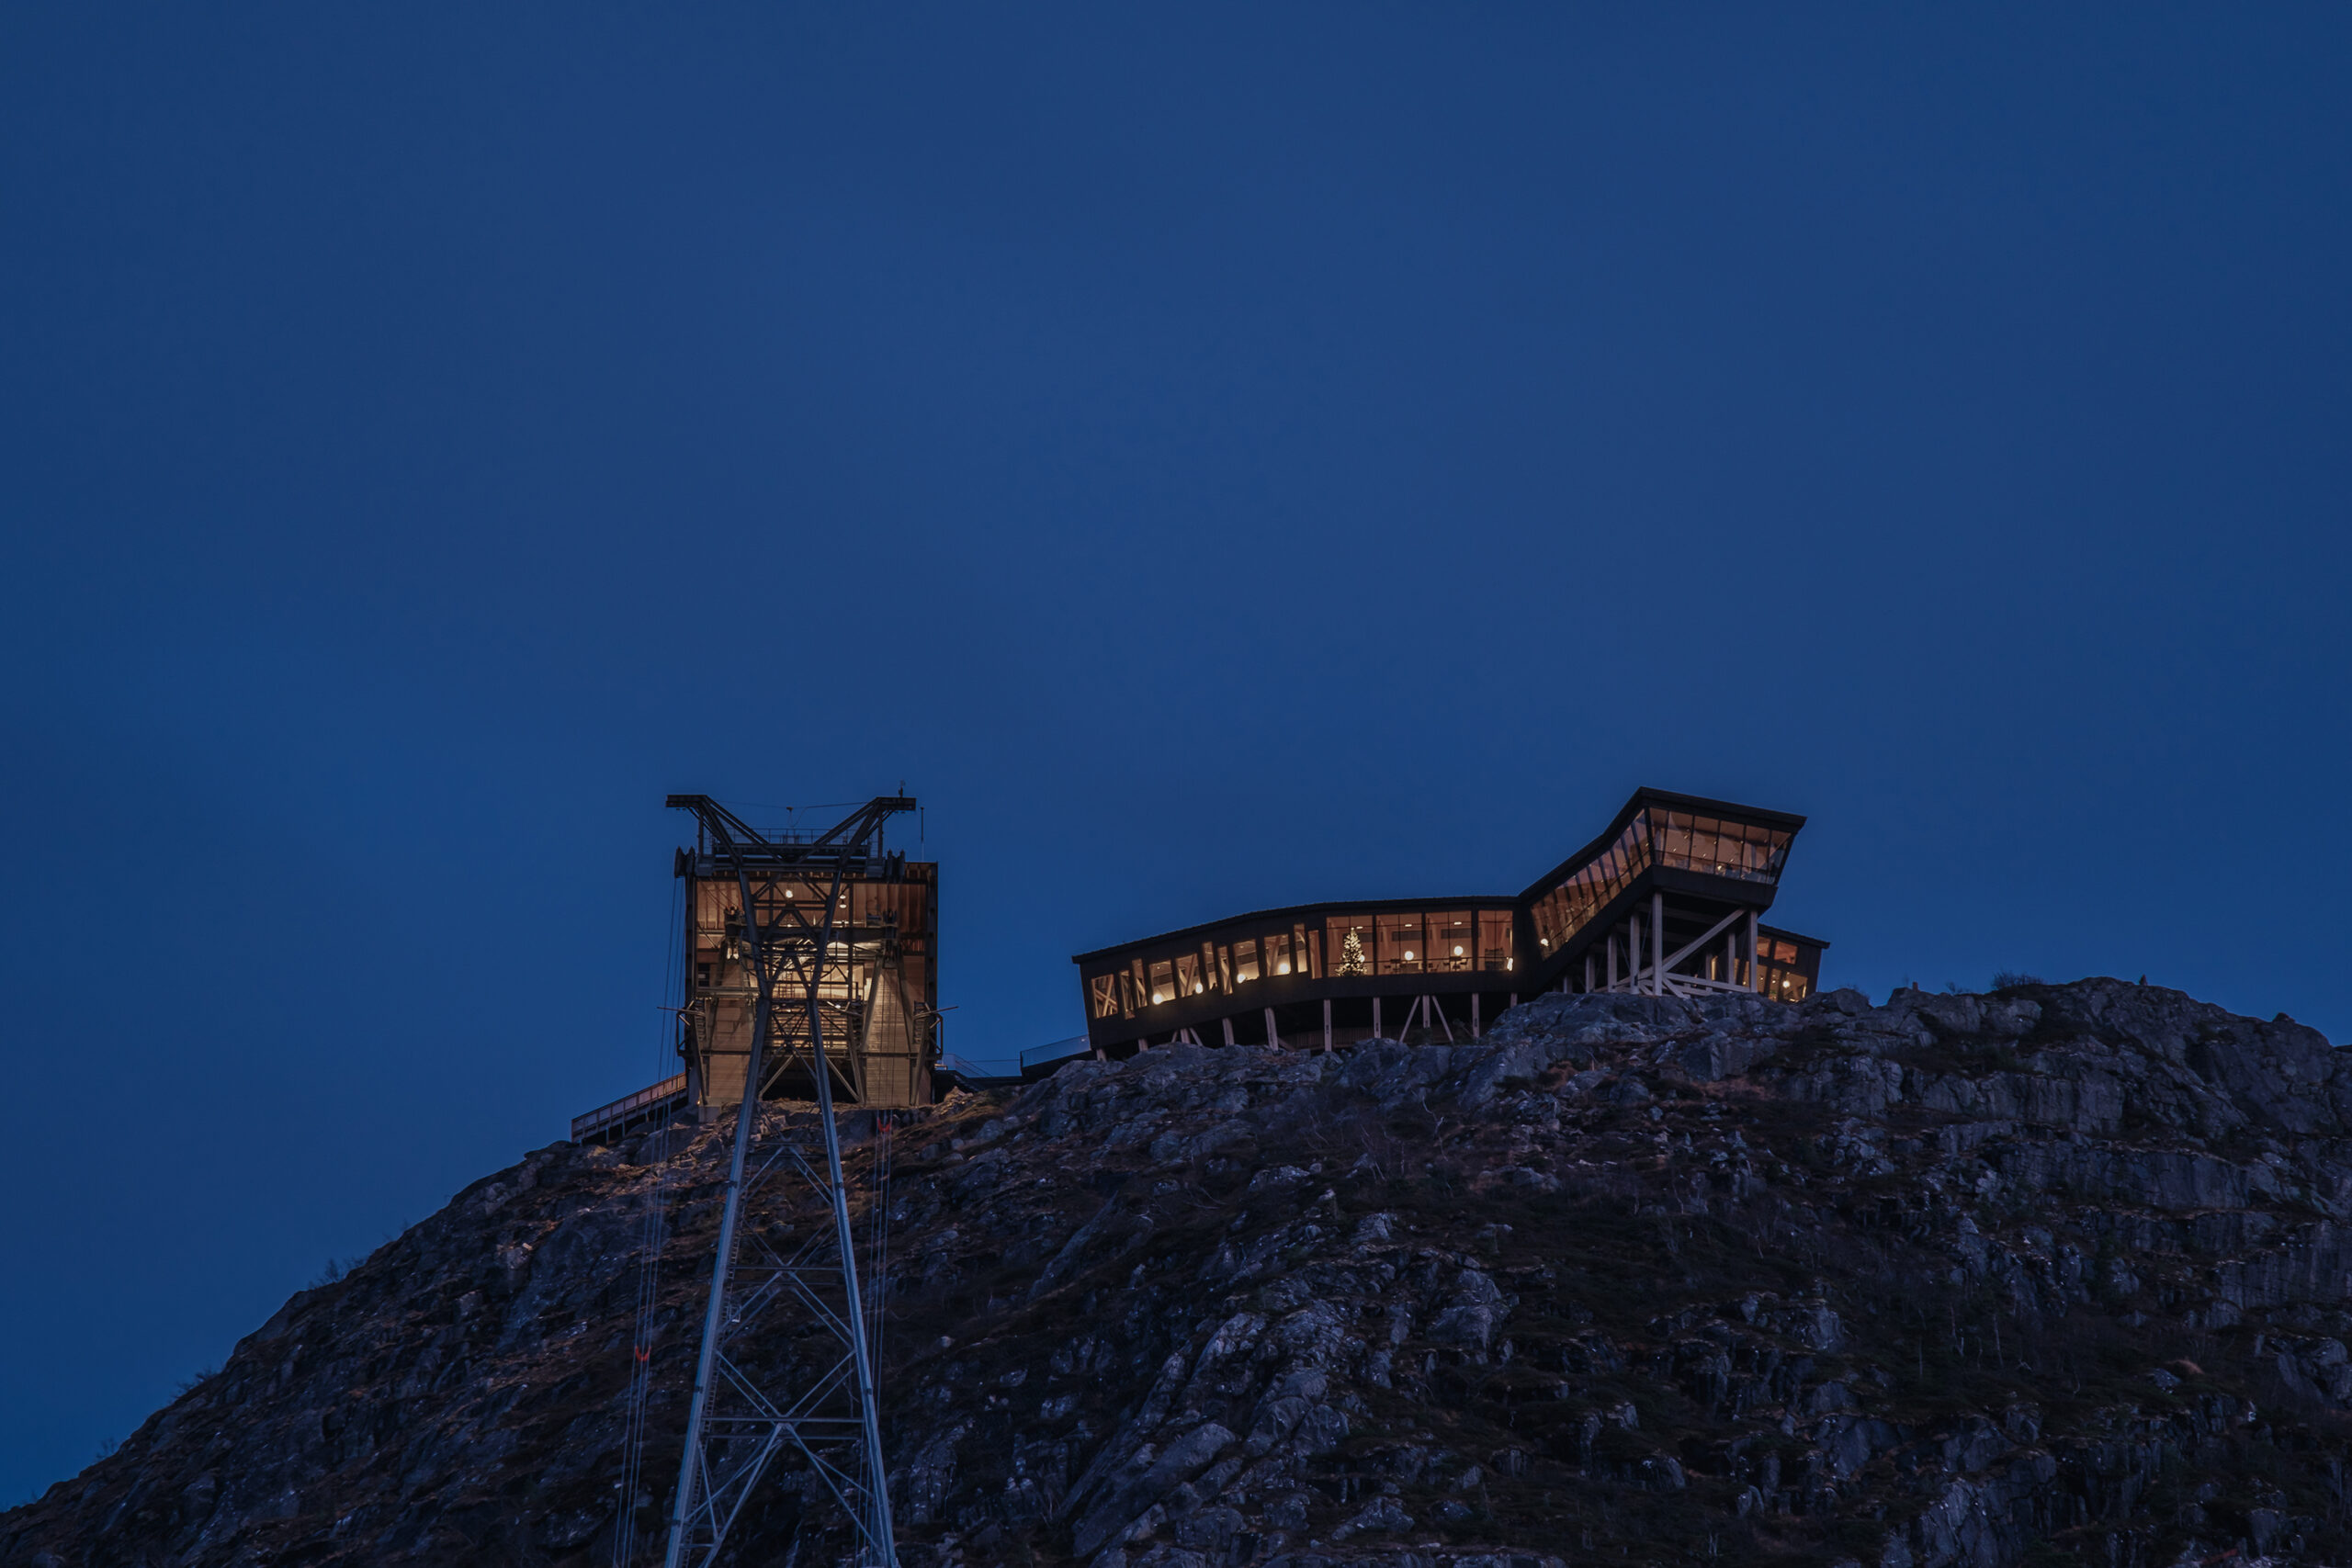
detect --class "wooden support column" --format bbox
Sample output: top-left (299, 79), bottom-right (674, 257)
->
top-left (1652, 892), bottom-right (1665, 996)
top-left (1373, 996), bottom-right (1383, 1039)
top-left (1607, 933), bottom-right (1619, 990)
top-left (1584, 953), bottom-right (1595, 993)
top-left (1264, 1007), bottom-right (1281, 1049)
top-left (1322, 998), bottom-right (1333, 1052)
top-left (1747, 910), bottom-right (1760, 991)
top-left (1222, 1016), bottom-right (1236, 1046)
top-left (1471, 993), bottom-right (1480, 1038)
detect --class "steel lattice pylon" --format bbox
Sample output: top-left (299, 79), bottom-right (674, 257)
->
top-left (662, 794), bottom-right (911, 1568)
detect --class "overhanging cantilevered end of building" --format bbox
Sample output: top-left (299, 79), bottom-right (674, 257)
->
top-left (1521, 786), bottom-right (1809, 997)
top-left (1070, 786), bottom-right (1828, 1057)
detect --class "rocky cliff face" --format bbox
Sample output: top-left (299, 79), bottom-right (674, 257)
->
top-left (9, 978), bottom-right (2352, 1568)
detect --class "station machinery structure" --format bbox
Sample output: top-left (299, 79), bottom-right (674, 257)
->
top-left (572, 795), bottom-right (939, 1146)
top-left (593, 795), bottom-right (927, 1568)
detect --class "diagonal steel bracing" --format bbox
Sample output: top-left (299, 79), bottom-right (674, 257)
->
top-left (661, 795), bottom-right (910, 1568)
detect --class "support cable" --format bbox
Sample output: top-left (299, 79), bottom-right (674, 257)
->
top-left (614, 878), bottom-right (686, 1567)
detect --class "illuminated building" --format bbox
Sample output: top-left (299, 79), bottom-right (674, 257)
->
top-left (1070, 787), bottom-right (1825, 1056)
top-left (572, 795), bottom-right (936, 1143)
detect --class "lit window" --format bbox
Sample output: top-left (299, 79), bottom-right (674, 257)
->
top-left (1478, 911), bottom-right (1513, 973)
top-left (1233, 940), bottom-right (1260, 984)
top-left (1149, 958), bottom-right (1175, 1005)
top-left (1327, 917), bottom-right (1374, 976)
top-left (1377, 913), bottom-right (1424, 975)
top-left (1266, 931), bottom-right (1293, 976)
top-left (1176, 953), bottom-right (1203, 997)
top-left (1091, 974), bottom-right (1120, 1019)
top-left (1660, 811), bottom-right (1695, 869)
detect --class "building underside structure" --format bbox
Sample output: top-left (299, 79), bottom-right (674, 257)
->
top-left (1071, 787), bottom-right (1826, 1058)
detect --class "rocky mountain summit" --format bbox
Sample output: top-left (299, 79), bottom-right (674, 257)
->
top-left (9, 978), bottom-right (2352, 1568)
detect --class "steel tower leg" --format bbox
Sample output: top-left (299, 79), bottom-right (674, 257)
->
top-left (664, 970), bottom-right (774, 1567)
top-left (803, 956), bottom-right (897, 1564)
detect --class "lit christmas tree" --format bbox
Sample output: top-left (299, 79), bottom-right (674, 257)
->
top-left (1338, 927), bottom-right (1368, 976)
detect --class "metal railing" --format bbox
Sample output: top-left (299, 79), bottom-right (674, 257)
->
top-left (571, 1073), bottom-right (688, 1142)
top-left (1018, 1035), bottom-right (1092, 1072)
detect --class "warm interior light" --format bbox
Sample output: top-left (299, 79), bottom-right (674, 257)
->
top-left (1404, 950), bottom-right (1415, 962)
top-left (1507, 959), bottom-right (1514, 971)
top-left (1276, 963), bottom-right (1291, 975)
top-left (1194, 984), bottom-right (1204, 995)
top-left (1453, 945), bottom-right (1464, 956)
top-left (1152, 991), bottom-right (1165, 1004)
top-left (1540, 939), bottom-right (1550, 947)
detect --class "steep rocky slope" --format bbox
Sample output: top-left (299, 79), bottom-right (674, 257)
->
top-left (8, 979), bottom-right (2352, 1568)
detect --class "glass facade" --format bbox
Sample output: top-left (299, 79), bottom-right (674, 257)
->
top-left (1175, 952), bottom-right (1204, 998)
top-left (1082, 901), bottom-right (1511, 1025)
top-left (1527, 808), bottom-right (1792, 958)
top-left (1653, 810), bottom-right (1792, 882)
top-left (1428, 910), bottom-right (1474, 972)
top-left (1478, 911), bottom-right (1512, 972)
top-left (1375, 912), bottom-right (1424, 975)
top-left (1756, 935), bottom-right (1814, 1002)
top-left (1530, 817), bottom-right (1652, 954)
top-left (1329, 915), bottom-right (1375, 976)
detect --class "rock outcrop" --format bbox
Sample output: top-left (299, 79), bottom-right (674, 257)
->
top-left (7, 978), bottom-right (2352, 1567)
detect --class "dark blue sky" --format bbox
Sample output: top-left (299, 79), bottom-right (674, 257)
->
top-left (4, 4), bottom-right (2348, 1504)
